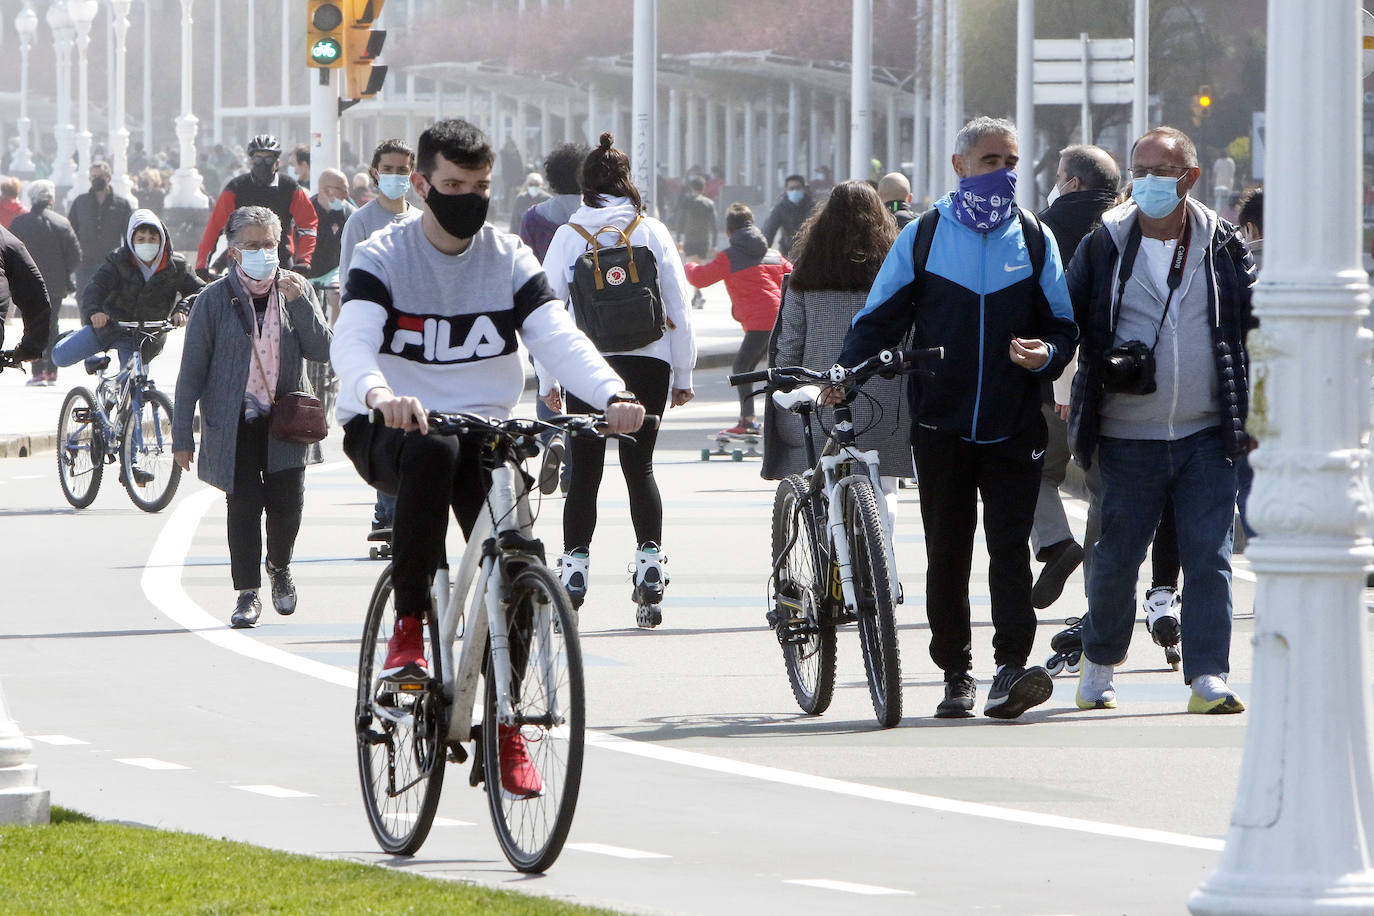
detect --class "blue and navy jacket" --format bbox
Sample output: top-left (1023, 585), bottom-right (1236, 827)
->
top-left (837, 194), bottom-right (1079, 443)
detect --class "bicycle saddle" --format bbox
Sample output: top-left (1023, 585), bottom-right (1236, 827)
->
top-left (771, 386), bottom-right (822, 413)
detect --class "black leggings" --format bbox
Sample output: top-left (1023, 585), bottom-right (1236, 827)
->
top-left (564, 355), bottom-right (670, 551)
top-left (733, 330), bottom-right (771, 418)
top-left (1151, 501), bottom-right (1180, 589)
top-left (227, 416), bottom-right (305, 591)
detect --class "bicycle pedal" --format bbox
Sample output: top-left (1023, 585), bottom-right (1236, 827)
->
top-left (73, 407), bottom-right (94, 423)
top-left (446, 741), bottom-right (468, 765)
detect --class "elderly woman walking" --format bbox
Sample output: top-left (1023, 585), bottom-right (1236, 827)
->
top-left (173, 206), bottom-right (333, 628)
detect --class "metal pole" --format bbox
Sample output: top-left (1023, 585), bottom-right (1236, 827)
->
top-left (704, 98), bottom-right (717, 174)
top-left (944, 0), bottom-right (962, 188)
top-left (212, 0), bottom-right (222, 145)
top-left (111, 0), bottom-right (133, 201)
top-left (667, 88), bottom-right (680, 179)
top-left (12, 7), bottom-right (36, 177)
top-left (850, 0), bottom-right (872, 181)
top-left (1015, 0), bottom-right (1036, 206)
top-left (911, 0), bottom-right (929, 205)
top-left (310, 69), bottom-right (340, 175)
top-left (165, 0), bottom-right (207, 208)
top-left (246, 0), bottom-right (255, 140)
top-left (72, 7), bottom-right (94, 200)
top-left (1079, 32), bottom-right (1092, 143)
top-left (1132, 0), bottom-right (1149, 140)
top-left (808, 87), bottom-right (819, 179)
top-left (742, 98), bottom-right (754, 186)
top-left (141, 0), bottom-right (151, 153)
top-left (632, 0), bottom-right (657, 212)
top-left (723, 100), bottom-right (736, 185)
top-left (832, 93), bottom-right (844, 181)
top-left (685, 93), bottom-right (699, 170)
top-left (764, 87), bottom-right (776, 200)
top-left (927, 0), bottom-right (945, 200)
top-left (787, 80), bottom-right (799, 177)
top-left (886, 93), bottom-right (898, 177)
top-left (1189, 0), bottom-right (1374, 907)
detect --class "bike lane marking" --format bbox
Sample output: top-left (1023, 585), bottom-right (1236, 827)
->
top-left (145, 471), bottom-right (1223, 855)
top-left (783, 879), bottom-right (912, 896)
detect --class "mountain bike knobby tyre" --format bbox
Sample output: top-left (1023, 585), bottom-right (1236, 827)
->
top-left (120, 388), bottom-right (181, 513)
top-left (356, 565), bottom-right (448, 855)
top-left (771, 474), bottom-right (837, 715)
top-left (481, 562), bottom-right (584, 873)
top-left (844, 476), bottom-right (903, 728)
top-left (56, 386), bottom-right (104, 509)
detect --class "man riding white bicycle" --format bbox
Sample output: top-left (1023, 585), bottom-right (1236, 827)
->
top-left (331, 119), bottom-right (644, 798)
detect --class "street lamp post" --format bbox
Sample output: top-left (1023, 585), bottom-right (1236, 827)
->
top-left (165, 0), bottom-right (207, 209)
top-left (47, 1), bottom-right (76, 194)
top-left (11, 4), bottom-right (38, 177)
top-left (849, 0), bottom-right (872, 181)
top-left (68, 0), bottom-right (100, 200)
top-left (109, 0), bottom-right (135, 201)
top-left (1189, 0), bottom-right (1374, 912)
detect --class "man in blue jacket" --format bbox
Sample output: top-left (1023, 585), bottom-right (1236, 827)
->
top-left (833, 116), bottom-right (1078, 720)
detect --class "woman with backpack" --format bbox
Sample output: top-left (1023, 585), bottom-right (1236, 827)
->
top-left (539, 133), bottom-right (697, 627)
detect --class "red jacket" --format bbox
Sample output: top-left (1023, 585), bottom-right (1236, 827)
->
top-left (196, 172), bottom-right (318, 271)
top-left (0, 198), bottom-right (27, 229)
top-left (684, 226), bottom-right (791, 332)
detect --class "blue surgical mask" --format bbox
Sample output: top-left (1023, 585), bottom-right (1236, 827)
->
top-left (237, 247), bottom-right (279, 281)
top-left (1131, 174), bottom-right (1185, 219)
top-left (952, 167), bottom-right (1017, 233)
top-left (328, 196), bottom-right (345, 211)
top-left (377, 174), bottom-right (410, 200)
top-left (786, 189), bottom-right (804, 205)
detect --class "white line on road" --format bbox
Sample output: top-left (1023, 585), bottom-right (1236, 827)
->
top-left (395, 813), bottom-right (476, 827)
top-left (12, 474), bottom-right (40, 480)
top-left (564, 842), bottom-right (671, 859)
top-left (144, 469), bottom-right (1224, 854)
top-left (29, 734), bottom-right (90, 745)
top-left (783, 879), bottom-right (913, 896)
top-left (116, 757), bottom-right (190, 771)
top-left (232, 785), bottom-right (317, 798)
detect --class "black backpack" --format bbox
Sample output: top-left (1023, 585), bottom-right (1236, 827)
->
top-left (910, 206), bottom-right (1048, 283)
top-left (569, 214), bottom-right (668, 352)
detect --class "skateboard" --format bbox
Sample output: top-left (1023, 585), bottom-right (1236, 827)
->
top-left (701, 432), bottom-right (761, 462)
top-left (367, 526), bottom-right (393, 560)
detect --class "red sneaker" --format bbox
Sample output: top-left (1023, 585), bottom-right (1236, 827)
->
top-left (721, 420), bottom-right (760, 437)
top-left (380, 615), bottom-right (428, 683)
top-left (497, 724), bottom-right (543, 798)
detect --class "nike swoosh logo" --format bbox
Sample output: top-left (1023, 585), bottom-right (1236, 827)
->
top-left (1004, 262), bottom-right (1029, 273)
top-left (1032, 449), bottom-right (1046, 460)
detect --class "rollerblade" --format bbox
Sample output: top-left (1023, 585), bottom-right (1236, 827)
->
top-left (1143, 586), bottom-right (1182, 671)
top-left (1045, 617), bottom-right (1084, 677)
top-left (630, 542), bottom-right (666, 629)
top-left (558, 549), bottom-right (589, 610)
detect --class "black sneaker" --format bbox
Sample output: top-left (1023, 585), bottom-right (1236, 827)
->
top-left (266, 562), bottom-right (297, 616)
top-left (230, 590), bottom-right (262, 628)
top-left (984, 665), bottom-right (1054, 719)
top-left (935, 672), bottom-right (976, 718)
top-left (1032, 539), bottom-right (1085, 609)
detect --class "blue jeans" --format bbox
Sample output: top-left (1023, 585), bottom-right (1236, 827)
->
top-left (1083, 428), bottom-right (1238, 684)
top-left (52, 326), bottom-right (137, 371)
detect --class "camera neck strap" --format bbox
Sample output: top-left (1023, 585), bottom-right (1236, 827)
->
top-left (1111, 212), bottom-right (1193, 352)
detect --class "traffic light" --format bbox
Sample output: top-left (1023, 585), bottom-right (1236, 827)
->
top-left (344, 0), bottom-right (388, 100)
top-left (306, 0), bottom-right (346, 69)
top-left (1191, 84), bottom-right (1214, 126)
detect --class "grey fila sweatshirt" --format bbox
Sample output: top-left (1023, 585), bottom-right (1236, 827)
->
top-left (331, 217), bottom-right (623, 423)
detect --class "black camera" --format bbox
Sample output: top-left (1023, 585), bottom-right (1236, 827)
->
top-left (1101, 340), bottom-right (1157, 395)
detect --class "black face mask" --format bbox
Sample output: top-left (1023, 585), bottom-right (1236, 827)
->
top-left (425, 185), bottom-right (489, 240)
top-left (250, 159), bottom-right (276, 186)
top-left (90, 176), bottom-right (108, 192)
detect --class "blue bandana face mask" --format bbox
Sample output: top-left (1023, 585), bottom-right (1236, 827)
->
top-left (1131, 174), bottom-right (1185, 219)
top-left (952, 167), bottom-right (1017, 232)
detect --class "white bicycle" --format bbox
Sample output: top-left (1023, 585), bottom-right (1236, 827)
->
top-left (354, 410), bottom-right (642, 871)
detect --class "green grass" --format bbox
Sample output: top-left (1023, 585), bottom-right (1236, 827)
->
top-left (0, 808), bottom-right (622, 916)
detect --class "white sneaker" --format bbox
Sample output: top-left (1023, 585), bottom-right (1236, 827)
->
top-left (558, 549), bottom-right (589, 609)
top-left (1075, 659), bottom-right (1118, 709)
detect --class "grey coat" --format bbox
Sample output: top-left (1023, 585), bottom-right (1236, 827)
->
top-left (763, 287), bottom-right (913, 480)
top-left (173, 271), bottom-right (332, 493)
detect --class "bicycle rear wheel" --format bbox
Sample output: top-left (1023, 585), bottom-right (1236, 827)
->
top-left (121, 388), bottom-right (181, 513)
top-left (771, 474), bottom-right (836, 715)
top-left (845, 477), bottom-right (903, 728)
top-left (56, 387), bottom-right (104, 509)
top-left (356, 567), bottom-right (448, 855)
top-left (482, 563), bottom-right (584, 873)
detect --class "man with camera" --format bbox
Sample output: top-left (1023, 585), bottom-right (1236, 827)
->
top-left (1066, 126), bottom-right (1256, 715)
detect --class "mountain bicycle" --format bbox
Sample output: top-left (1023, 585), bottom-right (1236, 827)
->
top-left (355, 409), bottom-right (648, 872)
top-left (730, 347), bottom-right (942, 728)
top-left (55, 321), bottom-right (181, 512)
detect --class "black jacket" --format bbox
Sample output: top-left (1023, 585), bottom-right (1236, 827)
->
top-left (761, 194), bottom-right (815, 258)
top-left (888, 200), bottom-right (917, 230)
top-left (10, 202), bottom-right (82, 303)
top-left (677, 193), bottom-right (718, 253)
top-left (1038, 188), bottom-right (1119, 267)
top-left (0, 225), bottom-right (52, 357)
top-left (68, 190), bottom-right (134, 278)
top-left (1066, 202), bottom-right (1257, 467)
top-left (81, 247), bottom-right (203, 348)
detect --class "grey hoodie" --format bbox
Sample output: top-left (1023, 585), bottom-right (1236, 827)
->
top-left (1097, 197), bottom-right (1222, 442)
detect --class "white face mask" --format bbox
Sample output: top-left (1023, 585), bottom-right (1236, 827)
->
top-left (133, 241), bottom-right (161, 263)
top-left (236, 247), bottom-right (279, 281)
top-left (377, 173), bottom-right (411, 201)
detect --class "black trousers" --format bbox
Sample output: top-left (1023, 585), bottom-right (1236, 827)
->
top-left (227, 415), bottom-right (304, 591)
top-left (343, 415), bottom-right (487, 618)
top-left (914, 419), bottom-right (1046, 673)
top-left (564, 355), bottom-right (670, 551)
top-left (732, 329), bottom-right (771, 419)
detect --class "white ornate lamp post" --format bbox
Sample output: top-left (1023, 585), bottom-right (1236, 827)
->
top-left (47, 1), bottom-right (76, 193)
top-left (1189, 1), bottom-right (1374, 913)
top-left (11, 4), bottom-right (39, 177)
top-left (165, 0), bottom-right (207, 209)
top-left (0, 682), bottom-right (48, 825)
top-left (109, 0), bottom-right (134, 200)
top-left (67, 0), bottom-right (100, 199)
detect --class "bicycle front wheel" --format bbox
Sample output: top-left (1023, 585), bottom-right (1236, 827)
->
top-left (482, 562), bottom-right (584, 873)
top-left (771, 474), bottom-right (836, 715)
top-left (845, 477), bottom-right (903, 728)
top-left (356, 567), bottom-right (448, 855)
top-left (121, 388), bottom-right (181, 513)
top-left (56, 387), bottom-right (104, 509)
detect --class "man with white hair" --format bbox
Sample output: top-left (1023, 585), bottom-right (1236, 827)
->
top-left (10, 179), bottom-right (81, 384)
top-left (508, 170), bottom-right (550, 233)
top-left (877, 171), bottom-right (917, 229)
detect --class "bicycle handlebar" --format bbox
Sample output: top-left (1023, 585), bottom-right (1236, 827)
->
top-left (114, 320), bottom-right (177, 335)
top-left (728, 346), bottom-right (945, 390)
top-left (370, 408), bottom-right (659, 444)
